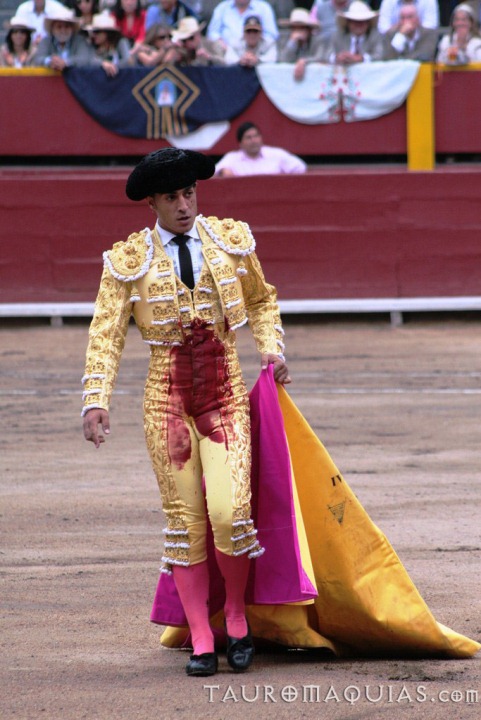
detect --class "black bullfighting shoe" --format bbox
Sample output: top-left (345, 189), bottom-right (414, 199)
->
top-left (185, 652), bottom-right (218, 677)
top-left (226, 625), bottom-right (255, 672)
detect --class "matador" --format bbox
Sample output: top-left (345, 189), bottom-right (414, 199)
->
top-left (82, 148), bottom-right (290, 677)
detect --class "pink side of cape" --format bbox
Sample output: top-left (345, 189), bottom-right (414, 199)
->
top-left (150, 367), bottom-right (317, 626)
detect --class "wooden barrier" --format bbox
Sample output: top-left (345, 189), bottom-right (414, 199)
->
top-left (2, 168), bottom-right (481, 316)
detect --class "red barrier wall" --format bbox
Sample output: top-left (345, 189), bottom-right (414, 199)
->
top-left (2, 167), bottom-right (481, 303)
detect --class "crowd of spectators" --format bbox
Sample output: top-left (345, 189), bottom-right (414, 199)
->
top-left (2, 0), bottom-right (481, 69)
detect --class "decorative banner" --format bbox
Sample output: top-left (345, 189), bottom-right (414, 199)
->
top-left (256, 60), bottom-right (420, 123)
top-left (63, 61), bottom-right (420, 142)
top-left (63, 65), bottom-right (261, 139)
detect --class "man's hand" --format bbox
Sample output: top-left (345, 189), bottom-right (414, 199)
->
top-left (261, 354), bottom-right (291, 384)
top-left (83, 408), bottom-right (110, 449)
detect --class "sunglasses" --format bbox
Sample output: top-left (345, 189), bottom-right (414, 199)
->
top-left (156, 34), bottom-right (171, 39)
top-left (245, 28), bottom-right (260, 33)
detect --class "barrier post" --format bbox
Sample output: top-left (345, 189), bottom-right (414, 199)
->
top-left (406, 62), bottom-right (435, 171)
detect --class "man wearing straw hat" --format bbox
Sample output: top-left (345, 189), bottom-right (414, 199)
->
top-left (33, 6), bottom-right (93, 68)
top-left (164, 16), bottom-right (226, 64)
top-left (330, 0), bottom-right (383, 63)
top-left (278, 7), bottom-right (329, 80)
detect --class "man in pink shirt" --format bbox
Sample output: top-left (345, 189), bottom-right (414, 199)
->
top-left (215, 122), bottom-right (307, 176)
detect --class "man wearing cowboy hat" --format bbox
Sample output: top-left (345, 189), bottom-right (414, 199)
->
top-left (207, 0), bottom-right (279, 48)
top-left (163, 16), bottom-right (226, 64)
top-left (330, 0), bottom-right (383, 63)
top-left (15, 0), bottom-right (69, 43)
top-left (82, 148), bottom-right (290, 677)
top-left (278, 8), bottom-right (329, 80)
top-left (33, 6), bottom-right (93, 68)
top-left (145, 0), bottom-right (199, 32)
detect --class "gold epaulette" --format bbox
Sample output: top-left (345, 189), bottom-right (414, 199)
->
top-left (103, 228), bottom-right (154, 281)
top-left (198, 216), bottom-right (255, 256)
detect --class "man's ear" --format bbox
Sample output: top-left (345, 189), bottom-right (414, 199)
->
top-left (147, 196), bottom-right (155, 212)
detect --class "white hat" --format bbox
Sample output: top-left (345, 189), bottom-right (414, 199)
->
top-left (86, 11), bottom-right (122, 34)
top-left (451, 3), bottom-right (477, 22)
top-left (44, 7), bottom-right (80, 33)
top-left (8, 14), bottom-right (36, 32)
top-left (172, 17), bottom-right (206, 41)
top-left (337, 0), bottom-right (378, 24)
top-left (279, 8), bottom-right (320, 29)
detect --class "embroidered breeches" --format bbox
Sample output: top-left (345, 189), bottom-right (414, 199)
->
top-left (143, 322), bottom-right (264, 571)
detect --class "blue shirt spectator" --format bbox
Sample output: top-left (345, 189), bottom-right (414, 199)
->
top-left (207, 0), bottom-right (279, 46)
top-left (145, 0), bottom-right (198, 31)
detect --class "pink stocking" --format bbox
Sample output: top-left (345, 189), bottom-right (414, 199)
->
top-left (172, 561), bottom-right (214, 655)
top-left (215, 549), bottom-right (250, 639)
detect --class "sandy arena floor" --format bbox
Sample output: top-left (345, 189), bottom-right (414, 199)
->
top-left (1, 317), bottom-right (480, 720)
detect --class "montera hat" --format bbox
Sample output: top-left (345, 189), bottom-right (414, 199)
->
top-left (126, 148), bottom-right (216, 201)
top-left (279, 8), bottom-right (320, 28)
top-left (44, 7), bottom-right (80, 33)
top-left (337, 0), bottom-right (378, 26)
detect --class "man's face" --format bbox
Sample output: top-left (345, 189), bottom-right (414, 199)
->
top-left (348, 19), bottom-right (370, 36)
top-left (148, 184), bottom-right (198, 234)
top-left (239, 128), bottom-right (263, 157)
top-left (51, 21), bottom-right (74, 43)
top-left (244, 26), bottom-right (261, 48)
top-left (160, 0), bottom-right (176, 11)
top-left (399, 6), bottom-right (419, 31)
top-left (182, 31), bottom-right (201, 50)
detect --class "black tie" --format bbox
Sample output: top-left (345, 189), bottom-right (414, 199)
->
top-left (172, 235), bottom-right (195, 290)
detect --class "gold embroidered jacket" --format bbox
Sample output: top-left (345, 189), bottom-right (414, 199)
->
top-left (82, 214), bottom-right (285, 416)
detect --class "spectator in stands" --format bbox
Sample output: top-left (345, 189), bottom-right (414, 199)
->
top-left (15, 0), bottom-right (68, 44)
top-left (383, 4), bottom-right (439, 59)
top-left (134, 21), bottom-right (173, 64)
top-left (278, 8), bottom-right (328, 80)
top-left (215, 121), bottom-right (307, 176)
top-left (87, 10), bottom-right (133, 73)
top-left (224, 14), bottom-right (278, 63)
top-left (145, 0), bottom-right (198, 31)
top-left (377, 0), bottom-right (439, 34)
top-left (309, 0), bottom-right (353, 42)
top-left (163, 16), bottom-right (226, 63)
top-left (330, 0), bottom-right (383, 63)
top-left (111, 0), bottom-right (146, 49)
top-left (1, 15), bottom-right (37, 66)
top-left (33, 6), bottom-right (93, 67)
top-left (437, 2), bottom-right (481, 63)
top-left (207, 0), bottom-right (279, 48)
top-left (73, 0), bottom-right (99, 33)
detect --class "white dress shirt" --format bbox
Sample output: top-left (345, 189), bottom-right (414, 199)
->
top-left (156, 219), bottom-right (204, 287)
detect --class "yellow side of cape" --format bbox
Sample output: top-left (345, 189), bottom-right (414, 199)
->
top-left (161, 386), bottom-right (480, 658)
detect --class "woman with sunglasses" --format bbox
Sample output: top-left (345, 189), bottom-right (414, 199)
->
top-left (1, 15), bottom-right (37, 67)
top-left (134, 22), bottom-right (173, 65)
